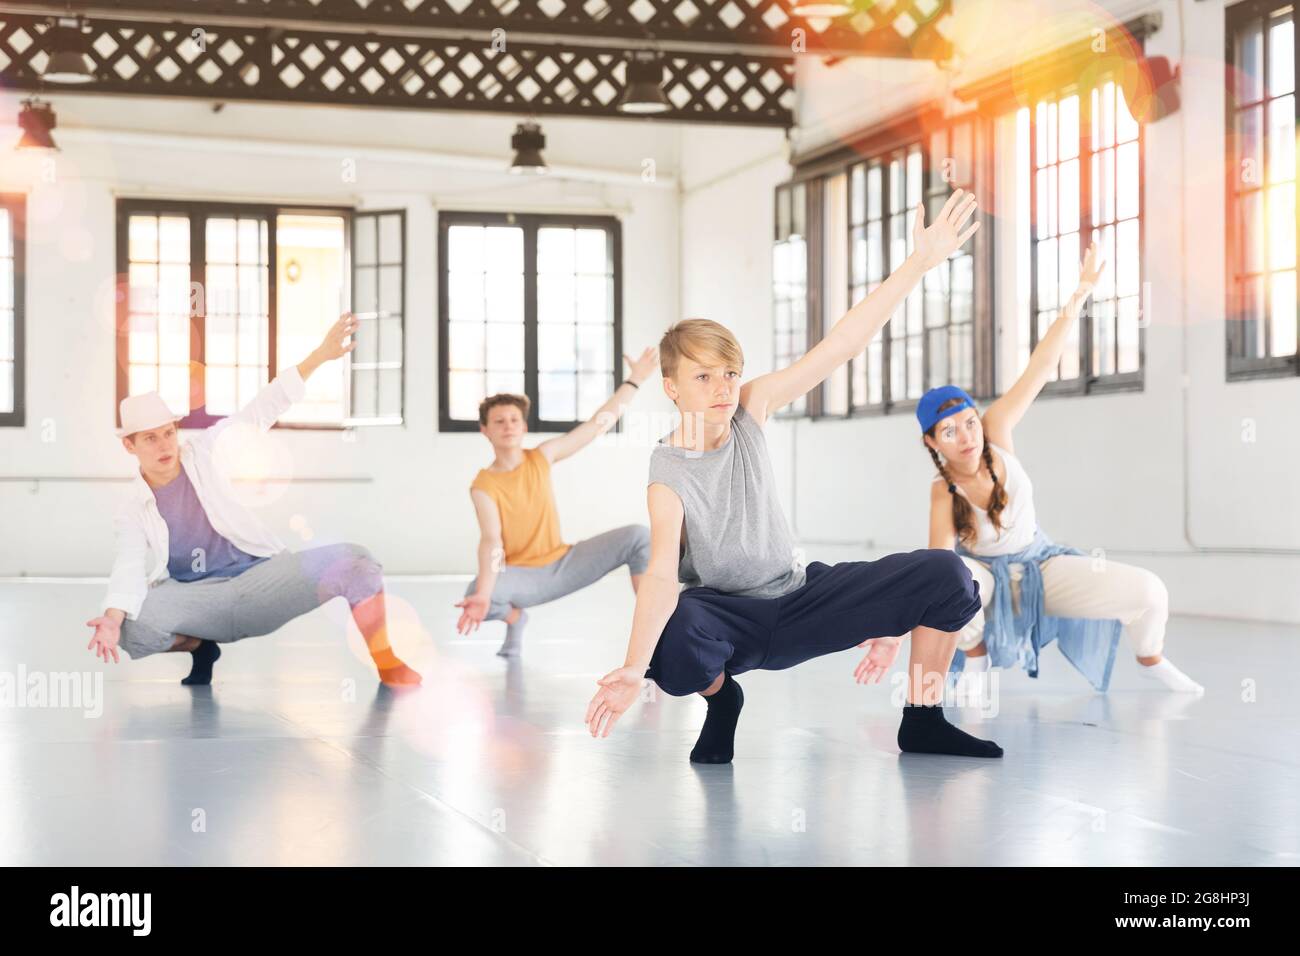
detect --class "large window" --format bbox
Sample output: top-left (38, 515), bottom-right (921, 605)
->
top-left (1227, 0), bottom-right (1299, 379)
top-left (1018, 73), bottom-right (1144, 393)
top-left (773, 182), bottom-right (809, 416)
top-left (439, 212), bottom-right (622, 432)
top-left (116, 200), bottom-right (405, 428)
top-left (809, 116), bottom-right (986, 418)
top-left (0, 194), bottom-right (24, 427)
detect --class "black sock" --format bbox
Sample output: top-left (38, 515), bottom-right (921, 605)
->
top-left (690, 673), bottom-right (744, 765)
top-left (181, 640), bottom-right (221, 686)
top-left (897, 702), bottom-right (1003, 758)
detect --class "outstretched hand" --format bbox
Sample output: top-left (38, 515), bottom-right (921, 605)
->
top-left (853, 636), bottom-right (903, 685)
top-left (453, 593), bottom-right (490, 635)
top-left (1077, 239), bottom-right (1107, 291)
top-left (86, 616), bottom-right (122, 664)
top-left (586, 665), bottom-right (644, 737)
top-left (316, 312), bottom-right (360, 362)
top-left (911, 188), bottom-right (980, 271)
top-left (624, 346), bottom-right (658, 386)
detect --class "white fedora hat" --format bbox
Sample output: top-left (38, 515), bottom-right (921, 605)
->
top-left (116, 391), bottom-right (184, 438)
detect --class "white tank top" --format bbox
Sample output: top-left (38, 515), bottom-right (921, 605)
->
top-left (939, 442), bottom-right (1037, 557)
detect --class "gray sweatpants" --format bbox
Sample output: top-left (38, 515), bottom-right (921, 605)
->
top-left (118, 542), bottom-right (384, 660)
top-left (465, 524), bottom-right (650, 621)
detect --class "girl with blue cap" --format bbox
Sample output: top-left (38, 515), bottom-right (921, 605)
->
top-left (900, 241), bottom-right (1201, 702)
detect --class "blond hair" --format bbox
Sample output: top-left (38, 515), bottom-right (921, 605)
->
top-left (478, 393), bottom-right (530, 426)
top-left (658, 318), bottom-right (744, 380)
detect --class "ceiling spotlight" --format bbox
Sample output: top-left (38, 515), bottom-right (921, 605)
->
top-left (618, 51), bottom-right (670, 115)
top-left (16, 98), bottom-right (58, 151)
top-left (43, 18), bottom-right (95, 85)
top-left (791, 1), bottom-right (855, 16)
top-left (509, 120), bottom-right (547, 175)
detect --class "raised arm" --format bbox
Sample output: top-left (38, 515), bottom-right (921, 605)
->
top-left (205, 312), bottom-right (357, 441)
top-left (983, 242), bottom-right (1105, 452)
top-left (740, 189), bottom-right (980, 426)
top-left (537, 347), bottom-right (658, 465)
top-left (585, 481), bottom-right (684, 738)
top-left (453, 489), bottom-right (506, 634)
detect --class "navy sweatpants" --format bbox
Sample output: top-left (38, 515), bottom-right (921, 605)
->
top-left (645, 549), bottom-right (983, 697)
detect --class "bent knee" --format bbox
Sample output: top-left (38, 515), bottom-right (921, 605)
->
top-left (1133, 568), bottom-right (1168, 614)
top-left (928, 548), bottom-right (976, 596)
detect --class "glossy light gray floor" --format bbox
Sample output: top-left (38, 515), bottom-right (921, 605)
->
top-left (2, 575), bottom-right (1298, 866)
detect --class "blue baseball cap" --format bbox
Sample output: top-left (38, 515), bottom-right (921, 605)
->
top-left (916, 385), bottom-right (976, 433)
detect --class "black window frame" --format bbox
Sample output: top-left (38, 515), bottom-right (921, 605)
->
top-left (0, 192), bottom-right (25, 428)
top-left (437, 210), bottom-right (624, 433)
top-left (1226, 0), bottom-right (1300, 381)
top-left (772, 181), bottom-right (815, 419)
top-left (1024, 73), bottom-right (1147, 398)
top-left (115, 198), bottom-right (382, 431)
top-left (349, 208), bottom-right (408, 426)
top-left (781, 108), bottom-right (995, 421)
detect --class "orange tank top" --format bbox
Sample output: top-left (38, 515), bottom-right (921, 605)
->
top-left (470, 447), bottom-right (571, 567)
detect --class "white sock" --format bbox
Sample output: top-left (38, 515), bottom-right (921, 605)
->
top-left (964, 654), bottom-right (991, 672)
top-left (1138, 657), bottom-right (1204, 695)
top-left (497, 609), bottom-right (527, 658)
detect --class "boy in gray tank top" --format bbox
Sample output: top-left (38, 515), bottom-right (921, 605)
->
top-left (585, 189), bottom-right (1004, 764)
top-left (647, 402), bottom-right (804, 599)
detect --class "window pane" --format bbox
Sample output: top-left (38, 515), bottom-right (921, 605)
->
top-left (486, 272), bottom-right (523, 323)
top-left (1118, 297), bottom-right (1141, 373)
top-left (449, 369), bottom-right (484, 421)
top-left (485, 323), bottom-right (524, 371)
top-left (159, 216), bottom-right (189, 264)
top-left (1237, 19), bottom-right (1264, 103)
top-left (539, 372), bottom-right (577, 420)
top-left (577, 323), bottom-right (613, 372)
top-left (1116, 219), bottom-right (1140, 297)
top-left (538, 322), bottom-right (576, 371)
top-left (1270, 270), bottom-right (1297, 355)
top-left (538, 227), bottom-right (576, 274)
top-left (1060, 158), bottom-right (1080, 234)
top-left (1268, 12), bottom-right (1294, 97)
top-left (576, 275), bottom-right (610, 321)
top-left (355, 214), bottom-right (376, 267)
top-left (129, 215), bottom-right (157, 262)
top-left (578, 372), bottom-right (611, 419)
top-left (1267, 95), bottom-right (1296, 184)
top-left (1268, 182), bottom-right (1296, 271)
top-left (449, 321), bottom-right (485, 370)
top-left (1059, 94), bottom-right (1079, 161)
top-left (1116, 142), bottom-right (1140, 220)
top-left (278, 217), bottom-right (343, 426)
top-left (538, 274), bottom-right (576, 323)
top-left (379, 213), bottom-right (403, 263)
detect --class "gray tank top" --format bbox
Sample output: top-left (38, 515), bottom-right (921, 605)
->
top-left (648, 403), bottom-right (806, 599)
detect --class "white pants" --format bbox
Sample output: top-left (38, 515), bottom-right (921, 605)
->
top-left (957, 554), bottom-right (1168, 658)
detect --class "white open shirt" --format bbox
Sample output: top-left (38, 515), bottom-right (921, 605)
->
top-left (103, 366), bottom-right (307, 619)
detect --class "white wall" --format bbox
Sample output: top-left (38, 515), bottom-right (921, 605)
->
top-left (682, 0), bottom-right (1300, 624)
top-left (0, 94), bottom-right (686, 576)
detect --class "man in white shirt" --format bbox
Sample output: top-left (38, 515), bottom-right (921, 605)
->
top-left (85, 313), bottom-right (421, 688)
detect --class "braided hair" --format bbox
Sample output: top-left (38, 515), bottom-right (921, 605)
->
top-left (923, 398), bottom-right (1007, 548)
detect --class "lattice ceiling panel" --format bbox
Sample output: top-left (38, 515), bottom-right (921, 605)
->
top-left (0, 2), bottom-right (953, 125)
top-left (0, 14), bottom-right (797, 124)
